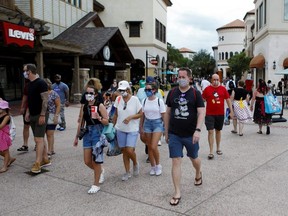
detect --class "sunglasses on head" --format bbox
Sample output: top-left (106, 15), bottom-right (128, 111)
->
top-left (85, 92), bottom-right (94, 95)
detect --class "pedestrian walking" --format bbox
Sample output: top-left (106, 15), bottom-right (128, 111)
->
top-left (140, 81), bottom-right (166, 176)
top-left (74, 85), bottom-right (109, 194)
top-left (164, 67), bottom-right (205, 206)
top-left (230, 80), bottom-right (253, 136)
top-left (44, 78), bottom-right (61, 156)
top-left (250, 79), bottom-right (272, 134)
top-left (52, 74), bottom-right (69, 131)
top-left (113, 80), bottom-right (142, 181)
top-left (0, 99), bottom-right (16, 173)
top-left (202, 74), bottom-right (233, 160)
top-left (24, 63), bottom-right (50, 173)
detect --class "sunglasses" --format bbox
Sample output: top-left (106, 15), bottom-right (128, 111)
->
top-left (123, 102), bottom-right (127, 110)
top-left (144, 88), bottom-right (152, 92)
top-left (85, 92), bottom-right (94, 95)
top-left (118, 89), bottom-right (126, 93)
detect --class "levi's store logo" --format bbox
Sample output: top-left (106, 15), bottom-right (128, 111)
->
top-left (1, 22), bottom-right (35, 48)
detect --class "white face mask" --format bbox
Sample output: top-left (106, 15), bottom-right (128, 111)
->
top-left (178, 79), bottom-right (189, 87)
top-left (23, 71), bottom-right (29, 79)
top-left (212, 80), bottom-right (220, 86)
top-left (120, 91), bottom-right (128, 97)
top-left (85, 94), bottom-right (95, 101)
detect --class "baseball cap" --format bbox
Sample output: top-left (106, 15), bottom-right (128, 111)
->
top-left (55, 74), bottom-right (61, 79)
top-left (146, 76), bottom-right (155, 84)
top-left (0, 100), bottom-right (10, 109)
top-left (118, 80), bottom-right (130, 90)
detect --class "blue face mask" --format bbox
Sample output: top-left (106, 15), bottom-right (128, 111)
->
top-left (145, 90), bottom-right (153, 97)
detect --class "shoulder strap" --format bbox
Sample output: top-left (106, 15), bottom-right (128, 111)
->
top-left (143, 98), bottom-right (147, 108)
top-left (158, 98), bottom-right (160, 107)
top-left (169, 87), bottom-right (177, 104)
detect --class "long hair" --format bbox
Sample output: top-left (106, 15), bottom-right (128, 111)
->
top-left (257, 79), bottom-right (268, 94)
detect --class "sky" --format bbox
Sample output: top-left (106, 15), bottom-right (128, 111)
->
top-left (167, 0), bottom-right (255, 54)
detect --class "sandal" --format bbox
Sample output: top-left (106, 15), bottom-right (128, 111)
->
top-left (231, 130), bottom-right (237, 134)
top-left (208, 153), bottom-right (214, 160)
top-left (216, 150), bottom-right (223, 155)
top-left (170, 197), bottom-right (181, 206)
top-left (194, 172), bottom-right (202, 186)
top-left (257, 131), bottom-right (262, 134)
top-left (17, 146), bottom-right (28, 152)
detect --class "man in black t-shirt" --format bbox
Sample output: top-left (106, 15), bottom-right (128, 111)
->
top-left (164, 67), bottom-right (205, 206)
top-left (24, 64), bottom-right (50, 174)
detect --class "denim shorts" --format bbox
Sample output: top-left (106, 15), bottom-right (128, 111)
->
top-left (83, 124), bottom-right (103, 149)
top-left (143, 118), bottom-right (164, 133)
top-left (168, 133), bottom-right (199, 159)
top-left (117, 130), bottom-right (138, 148)
top-left (205, 115), bottom-right (224, 131)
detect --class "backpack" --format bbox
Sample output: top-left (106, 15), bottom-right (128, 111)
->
top-left (9, 116), bottom-right (16, 141)
top-left (228, 80), bottom-right (235, 89)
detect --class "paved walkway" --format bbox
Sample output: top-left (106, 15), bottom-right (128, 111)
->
top-left (1, 103), bottom-right (288, 216)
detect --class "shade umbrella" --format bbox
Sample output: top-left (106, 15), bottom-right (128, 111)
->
top-left (161, 71), bottom-right (178, 75)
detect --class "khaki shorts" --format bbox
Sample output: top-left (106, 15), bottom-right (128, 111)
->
top-left (30, 114), bottom-right (47, 138)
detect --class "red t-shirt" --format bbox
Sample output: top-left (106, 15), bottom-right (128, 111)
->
top-left (245, 79), bottom-right (253, 91)
top-left (202, 85), bottom-right (229, 115)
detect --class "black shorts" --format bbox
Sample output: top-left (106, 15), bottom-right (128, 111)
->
top-left (205, 115), bottom-right (224, 131)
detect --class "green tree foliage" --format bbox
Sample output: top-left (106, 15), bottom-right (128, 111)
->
top-left (167, 43), bottom-right (184, 67)
top-left (191, 49), bottom-right (216, 77)
top-left (227, 52), bottom-right (251, 79)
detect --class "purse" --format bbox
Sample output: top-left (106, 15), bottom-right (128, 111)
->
top-left (101, 123), bottom-right (116, 141)
top-left (264, 94), bottom-right (282, 114)
top-left (47, 113), bottom-right (62, 125)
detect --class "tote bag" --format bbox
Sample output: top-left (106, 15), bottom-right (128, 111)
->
top-left (264, 94), bottom-right (282, 114)
top-left (47, 113), bottom-right (62, 125)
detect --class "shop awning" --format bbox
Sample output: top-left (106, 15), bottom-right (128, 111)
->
top-left (283, 58), bottom-right (288, 68)
top-left (249, 55), bottom-right (265, 68)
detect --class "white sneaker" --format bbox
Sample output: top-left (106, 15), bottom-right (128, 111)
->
top-left (121, 172), bottom-right (131, 181)
top-left (88, 185), bottom-right (100, 194)
top-left (99, 168), bottom-right (105, 184)
top-left (133, 162), bottom-right (140, 176)
top-left (158, 140), bottom-right (162, 146)
top-left (149, 167), bottom-right (156, 176)
top-left (155, 164), bottom-right (162, 176)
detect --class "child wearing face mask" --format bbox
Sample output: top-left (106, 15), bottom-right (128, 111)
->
top-left (0, 99), bottom-right (16, 173)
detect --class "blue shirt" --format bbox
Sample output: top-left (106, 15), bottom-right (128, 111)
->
top-left (52, 82), bottom-right (69, 104)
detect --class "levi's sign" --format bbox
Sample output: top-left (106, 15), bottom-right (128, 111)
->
top-left (1, 22), bottom-right (35, 48)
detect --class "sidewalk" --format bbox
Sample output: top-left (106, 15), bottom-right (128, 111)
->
top-left (1, 104), bottom-right (288, 215)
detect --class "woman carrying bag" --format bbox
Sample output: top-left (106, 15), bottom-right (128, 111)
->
top-left (74, 85), bottom-right (109, 194)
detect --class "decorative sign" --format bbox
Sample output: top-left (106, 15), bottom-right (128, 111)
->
top-left (150, 59), bottom-right (158, 65)
top-left (1, 22), bottom-right (35, 48)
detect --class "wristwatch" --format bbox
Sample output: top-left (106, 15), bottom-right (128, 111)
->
top-left (195, 128), bottom-right (201, 132)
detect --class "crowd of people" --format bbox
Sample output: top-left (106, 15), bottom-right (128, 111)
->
top-left (0, 65), bottom-right (285, 207)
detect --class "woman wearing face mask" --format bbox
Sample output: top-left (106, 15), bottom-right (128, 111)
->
top-left (73, 85), bottom-right (109, 194)
top-left (140, 82), bottom-right (166, 176)
top-left (113, 80), bottom-right (142, 181)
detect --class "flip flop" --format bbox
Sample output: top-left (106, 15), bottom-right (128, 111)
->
top-left (170, 197), bottom-right (181, 206)
top-left (216, 150), bottom-right (223, 155)
top-left (231, 130), bottom-right (237, 134)
top-left (208, 153), bottom-right (214, 160)
top-left (17, 146), bottom-right (28, 151)
top-left (194, 172), bottom-right (202, 186)
top-left (8, 158), bottom-right (16, 167)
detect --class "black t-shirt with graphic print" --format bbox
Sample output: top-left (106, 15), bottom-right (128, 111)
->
top-left (166, 87), bottom-right (204, 137)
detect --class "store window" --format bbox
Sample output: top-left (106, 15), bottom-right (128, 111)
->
top-left (285, 0), bottom-right (288, 20)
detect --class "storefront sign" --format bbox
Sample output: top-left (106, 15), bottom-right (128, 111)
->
top-left (1, 22), bottom-right (35, 48)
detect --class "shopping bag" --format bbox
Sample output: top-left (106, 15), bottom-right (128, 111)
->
top-left (224, 108), bottom-right (230, 125)
top-left (106, 136), bottom-right (122, 156)
top-left (101, 123), bottom-right (116, 141)
top-left (264, 94), bottom-right (282, 114)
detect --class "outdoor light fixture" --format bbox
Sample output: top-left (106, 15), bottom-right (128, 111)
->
top-left (273, 61), bottom-right (276, 70)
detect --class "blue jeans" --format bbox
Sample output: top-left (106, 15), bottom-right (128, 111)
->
top-left (143, 118), bottom-right (164, 133)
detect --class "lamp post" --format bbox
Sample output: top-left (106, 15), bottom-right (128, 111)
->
top-left (146, 50), bottom-right (157, 77)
